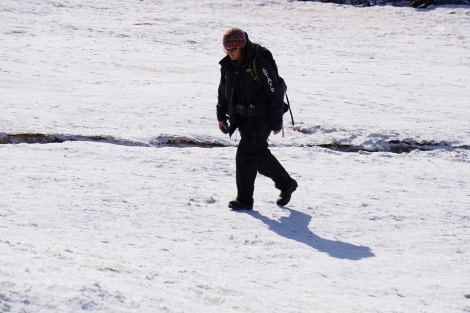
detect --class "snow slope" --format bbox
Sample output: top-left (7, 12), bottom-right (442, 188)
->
top-left (1, 0), bottom-right (469, 312)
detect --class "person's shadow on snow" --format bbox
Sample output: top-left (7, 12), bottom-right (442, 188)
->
top-left (242, 207), bottom-right (375, 260)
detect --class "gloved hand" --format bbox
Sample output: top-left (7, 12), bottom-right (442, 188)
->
top-left (218, 121), bottom-right (228, 134)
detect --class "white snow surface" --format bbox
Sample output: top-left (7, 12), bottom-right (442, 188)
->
top-left (1, 0), bottom-right (470, 312)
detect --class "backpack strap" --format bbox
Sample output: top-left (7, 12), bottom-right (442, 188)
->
top-left (248, 45), bottom-right (261, 84)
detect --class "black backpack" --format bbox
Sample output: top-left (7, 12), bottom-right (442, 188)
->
top-left (250, 44), bottom-right (294, 126)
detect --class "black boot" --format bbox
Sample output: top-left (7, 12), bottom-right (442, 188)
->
top-left (228, 198), bottom-right (253, 211)
top-left (276, 179), bottom-right (298, 206)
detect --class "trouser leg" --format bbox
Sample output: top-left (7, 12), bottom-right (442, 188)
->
top-left (257, 145), bottom-right (292, 190)
top-left (235, 135), bottom-right (258, 205)
top-left (236, 131), bottom-right (293, 203)
top-left (254, 132), bottom-right (292, 190)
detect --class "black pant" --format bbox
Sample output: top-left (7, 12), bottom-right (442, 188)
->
top-left (236, 129), bottom-right (292, 205)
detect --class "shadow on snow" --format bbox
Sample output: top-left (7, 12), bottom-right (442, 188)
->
top-left (241, 207), bottom-right (375, 260)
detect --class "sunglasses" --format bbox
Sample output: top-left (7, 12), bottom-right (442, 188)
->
top-left (226, 47), bottom-right (238, 53)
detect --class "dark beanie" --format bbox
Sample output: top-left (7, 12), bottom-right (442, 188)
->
top-left (223, 28), bottom-right (247, 49)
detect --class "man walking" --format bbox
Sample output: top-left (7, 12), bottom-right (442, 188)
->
top-left (216, 28), bottom-right (297, 210)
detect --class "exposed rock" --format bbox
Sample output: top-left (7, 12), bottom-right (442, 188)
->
top-left (410, 0), bottom-right (436, 7)
top-left (298, 0), bottom-right (470, 6)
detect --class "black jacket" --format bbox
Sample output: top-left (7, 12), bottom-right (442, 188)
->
top-left (217, 42), bottom-right (285, 137)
